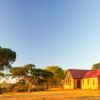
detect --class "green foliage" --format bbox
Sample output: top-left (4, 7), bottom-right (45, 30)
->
top-left (41, 69), bottom-right (53, 79)
top-left (45, 65), bottom-right (64, 86)
top-left (10, 64), bottom-right (35, 77)
top-left (46, 66), bottom-right (64, 79)
top-left (0, 84), bottom-right (15, 93)
top-left (10, 64), bottom-right (54, 92)
top-left (0, 72), bottom-right (4, 77)
top-left (0, 47), bottom-right (16, 70)
top-left (31, 68), bottom-right (53, 78)
top-left (10, 64), bottom-right (48, 92)
top-left (63, 70), bottom-right (67, 76)
top-left (13, 82), bottom-right (29, 92)
top-left (10, 67), bottom-right (26, 76)
top-left (92, 62), bottom-right (100, 70)
top-left (23, 64), bottom-right (35, 71)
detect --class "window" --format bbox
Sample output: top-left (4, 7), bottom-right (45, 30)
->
top-left (66, 80), bottom-right (68, 85)
top-left (83, 80), bottom-right (84, 85)
top-left (69, 79), bottom-right (71, 85)
top-left (68, 79), bottom-right (69, 85)
top-left (87, 79), bottom-right (89, 85)
top-left (93, 79), bottom-right (95, 85)
top-left (67, 79), bottom-right (70, 85)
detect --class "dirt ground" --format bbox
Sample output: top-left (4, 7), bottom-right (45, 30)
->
top-left (0, 88), bottom-right (100, 100)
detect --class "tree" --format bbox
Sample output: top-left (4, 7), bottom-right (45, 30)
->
top-left (31, 68), bottom-right (53, 78)
top-left (31, 68), bottom-right (53, 88)
top-left (92, 63), bottom-right (100, 70)
top-left (10, 65), bottom-right (53, 92)
top-left (0, 72), bottom-right (4, 77)
top-left (10, 64), bottom-right (35, 78)
top-left (10, 64), bottom-right (36, 92)
top-left (45, 65), bottom-right (64, 87)
top-left (10, 64), bottom-right (35, 77)
top-left (0, 47), bottom-right (16, 76)
top-left (40, 69), bottom-right (53, 88)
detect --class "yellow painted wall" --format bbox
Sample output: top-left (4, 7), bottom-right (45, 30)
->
top-left (63, 70), bottom-right (74, 89)
top-left (63, 78), bottom-right (74, 89)
top-left (63, 70), bottom-right (82, 90)
top-left (74, 79), bottom-right (78, 89)
top-left (81, 78), bottom-right (98, 90)
top-left (63, 79), bottom-right (81, 89)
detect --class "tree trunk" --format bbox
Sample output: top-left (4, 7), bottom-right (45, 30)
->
top-left (28, 82), bottom-right (32, 92)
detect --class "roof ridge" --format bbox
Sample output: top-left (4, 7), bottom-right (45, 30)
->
top-left (68, 69), bottom-right (90, 71)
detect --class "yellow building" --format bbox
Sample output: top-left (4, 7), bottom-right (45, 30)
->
top-left (63, 69), bottom-right (100, 90)
top-left (63, 69), bottom-right (89, 89)
top-left (81, 70), bottom-right (100, 90)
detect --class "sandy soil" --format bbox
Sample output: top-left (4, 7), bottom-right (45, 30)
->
top-left (0, 88), bottom-right (100, 100)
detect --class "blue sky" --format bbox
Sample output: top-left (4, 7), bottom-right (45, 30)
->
top-left (0, 0), bottom-right (100, 69)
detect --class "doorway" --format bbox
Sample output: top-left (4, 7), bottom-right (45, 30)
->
top-left (77, 80), bottom-right (81, 88)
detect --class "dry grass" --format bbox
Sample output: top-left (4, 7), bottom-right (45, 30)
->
top-left (0, 88), bottom-right (100, 100)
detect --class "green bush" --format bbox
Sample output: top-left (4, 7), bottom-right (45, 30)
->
top-left (13, 83), bottom-right (28, 92)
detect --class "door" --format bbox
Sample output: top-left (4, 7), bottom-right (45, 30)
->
top-left (77, 80), bottom-right (81, 88)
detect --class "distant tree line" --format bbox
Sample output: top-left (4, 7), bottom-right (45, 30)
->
top-left (1, 46), bottom-right (100, 93)
top-left (91, 62), bottom-right (100, 70)
top-left (0, 47), bottom-right (64, 93)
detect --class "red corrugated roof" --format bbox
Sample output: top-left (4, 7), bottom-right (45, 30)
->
top-left (68, 69), bottom-right (89, 79)
top-left (83, 70), bottom-right (100, 78)
top-left (67, 69), bottom-right (100, 79)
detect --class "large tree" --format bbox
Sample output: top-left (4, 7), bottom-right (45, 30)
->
top-left (92, 62), bottom-right (100, 70)
top-left (10, 64), bottom-right (37, 92)
top-left (45, 65), bottom-right (64, 87)
top-left (10, 64), bottom-right (35, 76)
top-left (10, 65), bottom-right (53, 92)
top-left (31, 68), bottom-right (53, 88)
top-left (0, 47), bottom-right (16, 73)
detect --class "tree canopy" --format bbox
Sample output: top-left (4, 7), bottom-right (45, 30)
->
top-left (10, 64), bottom-right (35, 77)
top-left (45, 65), bottom-right (64, 86)
top-left (92, 62), bottom-right (100, 70)
top-left (10, 64), bottom-right (53, 92)
top-left (0, 47), bottom-right (16, 70)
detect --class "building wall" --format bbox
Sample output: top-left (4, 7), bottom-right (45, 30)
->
top-left (81, 78), bottom-right (98, 90)
top-left (74, 79), bottom-right (81, 89)
top-left (63, 78), bottom-right (74, 89)
top-left (63, 70), bottom-right (74, 89)
top-left (97, 76), bottom-right (100, 90)
top-left (63, 78), bottom-right (82, 89)
top-left (63, 70), bottom-right (82, 89)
